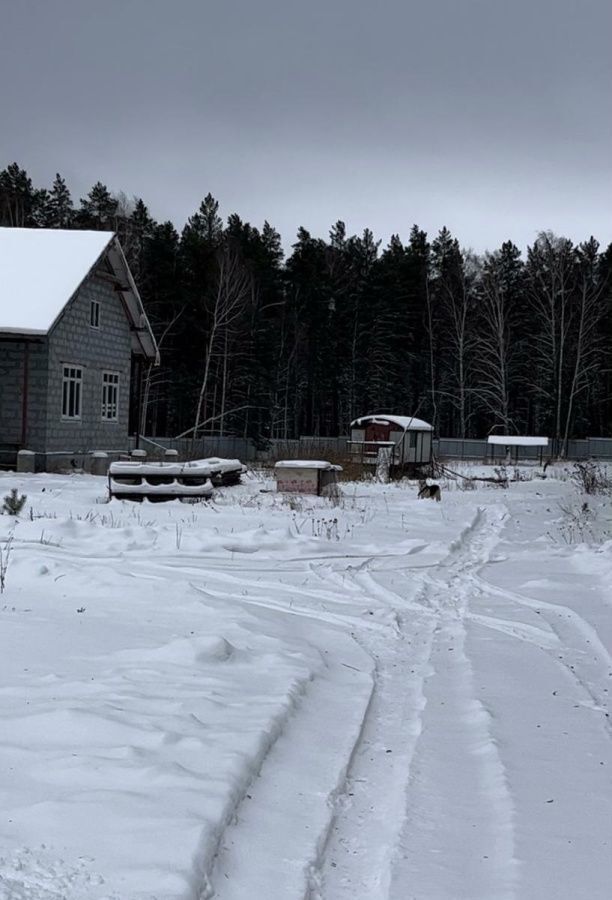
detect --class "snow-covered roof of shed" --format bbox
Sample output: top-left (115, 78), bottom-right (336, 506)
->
top-left (0, 227), bottom-right (158, 360)
top-left (350, 414), bottom-right (433, 432)
top-left (274, 460), bottom-right (342, 471)
top-left (0, 228), bottom-right (114, 332)
top-left (487, 435), bottom-right (548, 447)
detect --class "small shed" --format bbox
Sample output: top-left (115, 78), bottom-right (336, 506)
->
top-left (274, 460), bottom-right (342, 496)
top-left (487, 435), bottom-right (549, 464)
top-left (348, 414), bottom-right (433, 471)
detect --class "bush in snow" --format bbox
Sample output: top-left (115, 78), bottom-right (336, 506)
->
top-left (2, 489), bottom-right (27, 516)
top-left (557, 501), bottom-right (596, 544)
top-left (571, 462), bottom-right (611, 496)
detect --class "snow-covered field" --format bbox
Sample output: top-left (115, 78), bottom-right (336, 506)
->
top-left (0, 466), bottom-right (611, 900)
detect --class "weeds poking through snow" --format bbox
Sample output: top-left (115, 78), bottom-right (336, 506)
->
top-left (0, 534), bottom-right (13, 593)
top-left (493, 466), bottom-right (509, 488)
top-left (39, 530), bottom-right (61, 547)
top-left (29, 508), bottom-right (58, 521)
top-left (291, 514), bottom-right (352, 541)
top-left (285, 495), bottom-right (305, 512)
top-left (556, 501), bottom-right (597, 544)
top-left (310, 517), bottom-right (340, 540)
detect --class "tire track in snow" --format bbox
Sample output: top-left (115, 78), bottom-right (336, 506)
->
top-left (206, 654), bottom-right (376, 900)
top-left (316, 505), bottom-right (519, 900)
top-left (465, 611), bottom-right (561, 650)
top-left (310, 602), bottom-right (436, 899)
top-left (469, 575), bottom-right (612, 736)
top-left (386, 506), bottom-right (518, 900)
top-left (193, 513), bottom-right (466, 900)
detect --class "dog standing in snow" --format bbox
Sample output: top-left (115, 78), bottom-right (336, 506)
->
top-left (418, 479), bottom-right (441, 501)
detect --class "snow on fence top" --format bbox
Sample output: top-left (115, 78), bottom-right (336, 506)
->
top-left (0, 228), bottom-right (115, 333)
top-left (487, 435), bottom-right (549, 447)
top-left (350, 414), bottom-right (433, 432)
top-left (274, 460), bottom-right (342, 471)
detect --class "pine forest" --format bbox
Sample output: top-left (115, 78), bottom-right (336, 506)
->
top-left (2, 162), bottom-right (612, 450)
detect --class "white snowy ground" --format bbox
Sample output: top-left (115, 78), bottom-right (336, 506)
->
top-left (0, 466), bottom-right (611, 900)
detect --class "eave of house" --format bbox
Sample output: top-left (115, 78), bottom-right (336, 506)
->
top-left (45, 234), bottom-right (159, 363)
top-left (105, 237), bottom-right (159, 363)
top-left (0, 329), bottom-right (46, 341)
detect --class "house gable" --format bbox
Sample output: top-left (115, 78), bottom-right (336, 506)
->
top-left (44, 263), bottom-right (133, 453)
top-left (0, 228), bottom-right (157, 361)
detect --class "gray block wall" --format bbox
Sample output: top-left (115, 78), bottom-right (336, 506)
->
top-left (0, 340), bottom-right (26, 444)
top-left (45, 269), bottom-right (133, 453)
top-left (0, 338), bottom-right (48, 452)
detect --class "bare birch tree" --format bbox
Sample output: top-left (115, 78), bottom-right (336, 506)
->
top-left (192, 244), bottom-right (252, 440)
top-left (431, 230), bottom-right (478, 438)
top-left (473, 242), bottom-right (523, 433)
top-left (525, 232), bottom-right (576, 451)
top-left (561, 238), bottom-right (606, 453)
top-left (139, 308), bottom-right (184, 436)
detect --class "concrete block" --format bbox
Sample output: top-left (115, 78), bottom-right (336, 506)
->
top-left (90, 451), bottom-right (109, 476)
top-left (17, 449), bottom-right (36, 474)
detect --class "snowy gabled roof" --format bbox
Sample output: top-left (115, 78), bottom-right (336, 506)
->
top-left (487, 435), bottom-right (549, 447)
top-left (0, 227), bottom-right (158, 360)
top-left (350, 413), bottom-right (433, 432)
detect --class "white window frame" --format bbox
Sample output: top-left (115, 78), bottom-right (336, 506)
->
top-left (61, 364), bottom-right (83, 420)
top-left (101, 371), bottom-right (120, 422)
top-left (90, 299), bottom-right (100, 329)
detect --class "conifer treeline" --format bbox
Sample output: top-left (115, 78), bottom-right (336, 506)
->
top-left (2, 162), bottom-right (611, 446)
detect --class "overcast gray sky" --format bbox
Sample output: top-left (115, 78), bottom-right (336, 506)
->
top-left (1, 0), bottom-right (610, 253)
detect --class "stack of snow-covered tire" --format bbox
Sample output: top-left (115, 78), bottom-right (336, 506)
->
top-left (108, 457), bottom-right (246, 502)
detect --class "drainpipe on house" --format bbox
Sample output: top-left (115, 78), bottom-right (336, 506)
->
top-left (21, 340), bottom-right (30, 447)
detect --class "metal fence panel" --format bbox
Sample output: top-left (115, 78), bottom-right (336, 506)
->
top-left (435, 438), bottom-right (488, 460)
top-left (586, 438), bottom-right (612, 459)
top-left (143, 434), bottom-right (612, 464)
top-left (141, 436), bottom-right (256, 461)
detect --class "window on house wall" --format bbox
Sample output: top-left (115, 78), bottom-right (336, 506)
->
top-left (409, 431), bottom-right (417, 448)
top-left (90, 299), bottom-right (100, 328)
top-left (101, 372), bottom-right (120, 421)
top-left (61, 365), bottom-right (83, 419)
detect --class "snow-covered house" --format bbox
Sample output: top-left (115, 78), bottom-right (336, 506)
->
top-left (0, 228), bottom-right (158, 471)
top-left (348, 413), bottom-right (433, 472)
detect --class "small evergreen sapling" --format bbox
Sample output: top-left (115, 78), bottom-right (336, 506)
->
top-left (2, 488), bottom-right (27, 516)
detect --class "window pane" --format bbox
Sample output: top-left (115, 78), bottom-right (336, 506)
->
top-left (101, 372), bottom-right (119, 420)
top-left (62, 366), bottom-right (82, 418)
top-left (90, 300), bottom-right (100, 327)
